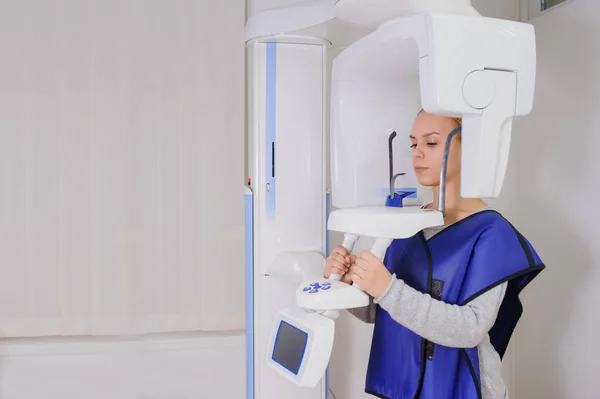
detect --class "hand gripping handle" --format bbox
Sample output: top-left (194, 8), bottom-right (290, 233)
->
top-left (329, 235), bottom-right (393, 292)
top-left (328, 233), bottom-right (359, 281)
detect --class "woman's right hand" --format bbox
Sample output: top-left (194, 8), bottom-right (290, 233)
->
top-left (324, 245), bottom-right (355, 285)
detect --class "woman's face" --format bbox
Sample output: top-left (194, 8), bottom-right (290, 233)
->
top-left (410, 111), bottom-right (461, 187)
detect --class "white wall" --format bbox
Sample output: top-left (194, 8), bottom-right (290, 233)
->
top-left (472, 0), bottom-right (523, 20)
top-left (327, 1), bottom-right (523, 398)
top-left (0, 333), bottom-right (245, 399)
top-left (0, 1), bottom-right (246, 397)
top-left (0, 0), bottom-right (245, 337)
top-left (509, 1), bottom-right (600, 397)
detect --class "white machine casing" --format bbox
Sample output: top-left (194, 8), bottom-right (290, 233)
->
top-left (329, 12), bottom-right (536, 211)
top-left (245, 31), bottom-right (331, 398)
top-left (245, 1), bottom-right (537, 398)
top-left (266, 307), bottom-right (335, 388)
top-left (326, 10), bottom-right (536, 290)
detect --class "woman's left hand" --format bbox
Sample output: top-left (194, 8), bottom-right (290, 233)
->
top-left (351, 251), bottom-right (393, 299)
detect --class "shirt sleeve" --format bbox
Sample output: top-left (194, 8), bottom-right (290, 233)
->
top-left (374, 274), bottom-right (508, 348)
top-left (346, 296), bottom-right (377, 324)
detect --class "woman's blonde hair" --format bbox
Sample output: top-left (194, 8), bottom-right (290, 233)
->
top-left (418, 108), bottom-right (462, 128)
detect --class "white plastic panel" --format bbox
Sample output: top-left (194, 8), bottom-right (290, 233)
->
top-left (247, 36), bottom-right (328, 399)
top-left (245, 0), bottom-right (335, 42)
top-left (421, 15), bottom-right (535, 117)
top-left (329, 19), bottom-right (426, 209)
top-left (266, 307), bottom-right (334, 388)
top-left (330, 13), bottom-right (537, 207)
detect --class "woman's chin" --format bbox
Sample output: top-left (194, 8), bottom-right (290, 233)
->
top-left (416, 177), bottom-right (438, 187)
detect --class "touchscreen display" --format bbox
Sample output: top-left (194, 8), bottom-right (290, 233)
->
top-left (272, 320), bottom-right (308, 375)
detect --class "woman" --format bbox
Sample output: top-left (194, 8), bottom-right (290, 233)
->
top-left (324, 111), bottom-right (545, 399)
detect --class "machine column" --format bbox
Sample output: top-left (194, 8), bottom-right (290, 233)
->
top-left (246, 35), bottom-right (329, 399)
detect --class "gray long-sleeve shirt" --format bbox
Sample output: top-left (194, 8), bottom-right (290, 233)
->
top-left (348, 208), bottom-right (508, 399)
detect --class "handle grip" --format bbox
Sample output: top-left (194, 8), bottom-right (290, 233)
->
top-left (370, 237), bottom-right (393, 261)
top-left (352, 238), bottom-right (393, 291)
top-left (328, 233), bottom-right (359, 281)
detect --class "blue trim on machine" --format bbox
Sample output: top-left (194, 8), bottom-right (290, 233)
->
top-left (265, 43), bottom-right (277, 219)
top-left (379, 187), bottom-right (418, 199)
top-left (325, 192), bottom-right (331, 399)
top-left (397, 187), bottom-right (417, 198)
top-left (245, 191), bottom-right (254, 399)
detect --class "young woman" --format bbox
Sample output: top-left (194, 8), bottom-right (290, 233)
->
top-left (324, 111), bottom-right (545, 399)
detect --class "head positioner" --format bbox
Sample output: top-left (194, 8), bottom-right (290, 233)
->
top-left (326, 4), bottom-right (536, 283)
top-left (329, 4), bottom-right (536, 210)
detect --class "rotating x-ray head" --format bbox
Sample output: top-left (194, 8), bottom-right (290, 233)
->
top-left (326, 7), bottom-right (536, 278)
top-left (248, 0), bottom-right (537, 395)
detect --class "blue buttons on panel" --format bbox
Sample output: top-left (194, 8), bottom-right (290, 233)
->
top-left (302, 282), bottom-right (332, 294)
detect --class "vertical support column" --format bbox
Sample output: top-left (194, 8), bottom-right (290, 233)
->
top-left (245, 186), bottom-right (255, 399)
top-left (246, 35), bottom-right (329, 399)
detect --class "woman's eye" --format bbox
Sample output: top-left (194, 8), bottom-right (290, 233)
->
top-left (410, 144), bottom-right (417, 149)
top-left (427, 142), bottom-right (438, 146)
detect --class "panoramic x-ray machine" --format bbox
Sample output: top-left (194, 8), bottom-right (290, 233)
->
top-left (244, 1), bottom-right (536, 398)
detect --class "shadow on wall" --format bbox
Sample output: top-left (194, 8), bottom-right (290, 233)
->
top-left (508, 6), bottom-right (600, 397)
